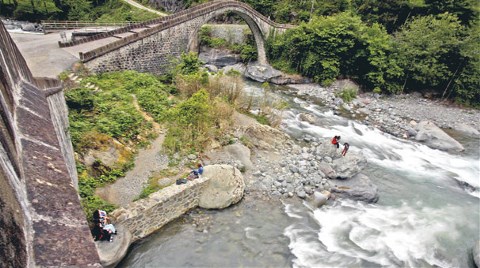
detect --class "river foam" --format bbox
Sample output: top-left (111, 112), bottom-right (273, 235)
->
top-left (282, 100), bottom-right (480, 197)
top-left (285, 199), bottom-right (476, 268)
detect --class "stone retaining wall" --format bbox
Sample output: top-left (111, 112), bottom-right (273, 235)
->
top-left (112, 177), bottom-right (210, 241)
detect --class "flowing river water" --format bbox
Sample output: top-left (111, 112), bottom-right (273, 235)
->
top-left (119, 81), bottom-right (480, 268)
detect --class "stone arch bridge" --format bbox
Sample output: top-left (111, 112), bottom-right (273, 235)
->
top-left (61, 0), bottom-right (293, 74)
top-left (0, 1), bottom-right (292, 266)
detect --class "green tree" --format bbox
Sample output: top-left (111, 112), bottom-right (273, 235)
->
top-left (268, 12), bottom-right (400, 91)
top-left (450, 23), bottom-right (480, 104)
top-left (394, 13), bottom-right (464, 93)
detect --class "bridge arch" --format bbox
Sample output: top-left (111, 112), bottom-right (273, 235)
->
top-left (188, 5), bottom-right (271, 64)
top-left (80, 0), bottom-right (292, 75)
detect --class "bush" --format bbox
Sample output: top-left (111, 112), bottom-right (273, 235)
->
top-left (336, 87), bottom-right (358, 103)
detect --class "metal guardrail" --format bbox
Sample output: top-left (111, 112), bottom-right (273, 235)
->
top-left (41, 20), bottom-right (143, 33)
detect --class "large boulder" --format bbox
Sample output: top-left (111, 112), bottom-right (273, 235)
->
top-left (245, 63), bottom-right (282, 83)
top-left (331, 152), bottom-right (367, 179)
top-left (205, 143), bottom-right (253, 172)
top-left (454, 123), bottom-right (480, 138)
top-left (236, 123), bottom-right (292, 151)
top-left (330, 174), bottom-right (379, 203)
top-left (315, 140), bottom-right (343, 159)
top-left (198, 165), bottom-right (245, 209)
top-left (270, 73), bottom-right (312, 85)
top-left (199, 48), bottom-right (241, 67)
top-left (473, 240), bottom-right (480, 268)
top-left (415, 121), bottom-right (465, 152)
top-left (96, 224), bottom-right (132, 268)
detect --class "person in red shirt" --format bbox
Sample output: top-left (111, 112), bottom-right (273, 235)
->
top-left (331, 135), bottom-right (341, 149)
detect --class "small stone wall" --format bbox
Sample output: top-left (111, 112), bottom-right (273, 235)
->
top-left (112, 177), bottom-right (209, 241)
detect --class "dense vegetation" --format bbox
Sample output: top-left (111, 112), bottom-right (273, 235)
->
top-left (65, 52), bottom-right (275, 213)
top-left (0, 0), bottom-right (159, 21)
top-left (65, 69), bottom-right (172, 216)
top-left (180, 0), bottom-right (479, 105)
top-left (199, 25), bottom-right (257, 63)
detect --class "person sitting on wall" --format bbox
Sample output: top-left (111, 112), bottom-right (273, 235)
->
top-left (187, 163), bottom-right (204, 180)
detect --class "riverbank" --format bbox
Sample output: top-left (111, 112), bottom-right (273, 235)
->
top-left (288, 82), bottom-right (480, 139)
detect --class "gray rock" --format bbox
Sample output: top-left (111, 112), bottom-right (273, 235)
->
top-left (455, 123), bottom-right (480, 137)
top-left (299, 113), bottom-right (316, 124)
top-left (318, 162), bottom-right (336, 179)
top-left (198, 165), bottom-right (245, 209)
top-left (296, 190), bottom-right (307, 199)
top-left (204, 64), bottom-right (218, 73)
top-left (187, 154), bottom-right (197, 160)
top-left (245, 63), bottom-right (282, 83)
top-left (311, 191), bottom-right (330, 208)
top-left (97, 224), bottom-right (132, 268)
top-left (221, 63), bottom-right (246, 74)
top-left (415, 121), bottom-right (465, 152)
top-left (332, 152), bottom-right (367, 179)
top-left (330, 174), bottom-right (379, 203)
top-left (473, 240), bottom-right (480, 268)
top-left (21, 23), bottom-right (36, 32)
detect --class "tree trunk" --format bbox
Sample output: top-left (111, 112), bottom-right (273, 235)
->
top-left (441, 62), bottom-right (462, 100)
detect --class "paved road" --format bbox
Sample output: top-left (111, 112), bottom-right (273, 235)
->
top-left (121, 0), bottom-right (167, 16)
top-left (8, 31), bottom-right (79, 78)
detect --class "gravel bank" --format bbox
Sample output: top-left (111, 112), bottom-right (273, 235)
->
top-left (288, 83), bottom-right (480, 138)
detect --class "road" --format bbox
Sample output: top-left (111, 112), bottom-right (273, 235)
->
top-left (121, 0), bottom-right (167, 16)
top-left (8, 31), bottom-right (79, 78)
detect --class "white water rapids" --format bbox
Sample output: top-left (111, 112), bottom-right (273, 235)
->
top-left (282, 98), bottom-right (480, 268)
top-left (119, 82), bottom-right (479, 268)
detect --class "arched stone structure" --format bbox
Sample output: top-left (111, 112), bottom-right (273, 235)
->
top-left (187, 6), bottom-right (269, 64)
top-left (78, 0), bottom-right (292, 74)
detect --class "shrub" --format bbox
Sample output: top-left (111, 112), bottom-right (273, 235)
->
top-left (336, 87), bottom-right (358, 103)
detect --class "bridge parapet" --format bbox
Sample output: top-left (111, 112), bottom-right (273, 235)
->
top-left (0, 21), bottom-right (100, 267)
top-left (60, 0), bottom-right (293, 49)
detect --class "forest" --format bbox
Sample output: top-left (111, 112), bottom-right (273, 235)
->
top-left (1, 0), bottom-right (478, 104)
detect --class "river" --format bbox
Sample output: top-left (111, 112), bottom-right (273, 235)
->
top-left (119, 81), bottom-right (480, 268)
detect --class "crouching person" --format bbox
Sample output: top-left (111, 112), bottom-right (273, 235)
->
top-left (92, 209), bottom-right (117, 242)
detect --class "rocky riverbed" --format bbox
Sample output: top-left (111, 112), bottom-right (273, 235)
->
top-left (287, 82), bottom-right (480, 140)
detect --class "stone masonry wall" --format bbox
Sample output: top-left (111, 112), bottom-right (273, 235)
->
top-left (0, 21), bottom-right (101, 267)
top-left (112, 177), bottom-right (210, 241)
top-left (83, 2), bottom-right (290, 74)
top-left (45, 88), bottom-right (79, 188)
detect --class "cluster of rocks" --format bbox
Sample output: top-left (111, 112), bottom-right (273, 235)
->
top-left (248, 138), bottom-right (378, 204)
top-left (2, 19), bottom-right (43, 32)
top-left (288, 81), bottom-right (480, 151)
top-left (205, 123), bottom-right (379, 205)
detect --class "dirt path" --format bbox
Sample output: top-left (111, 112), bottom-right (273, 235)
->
top-left (96, 97), bottom-right (168, 207)
top-left (121, 0), bottom-right (168, 16)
